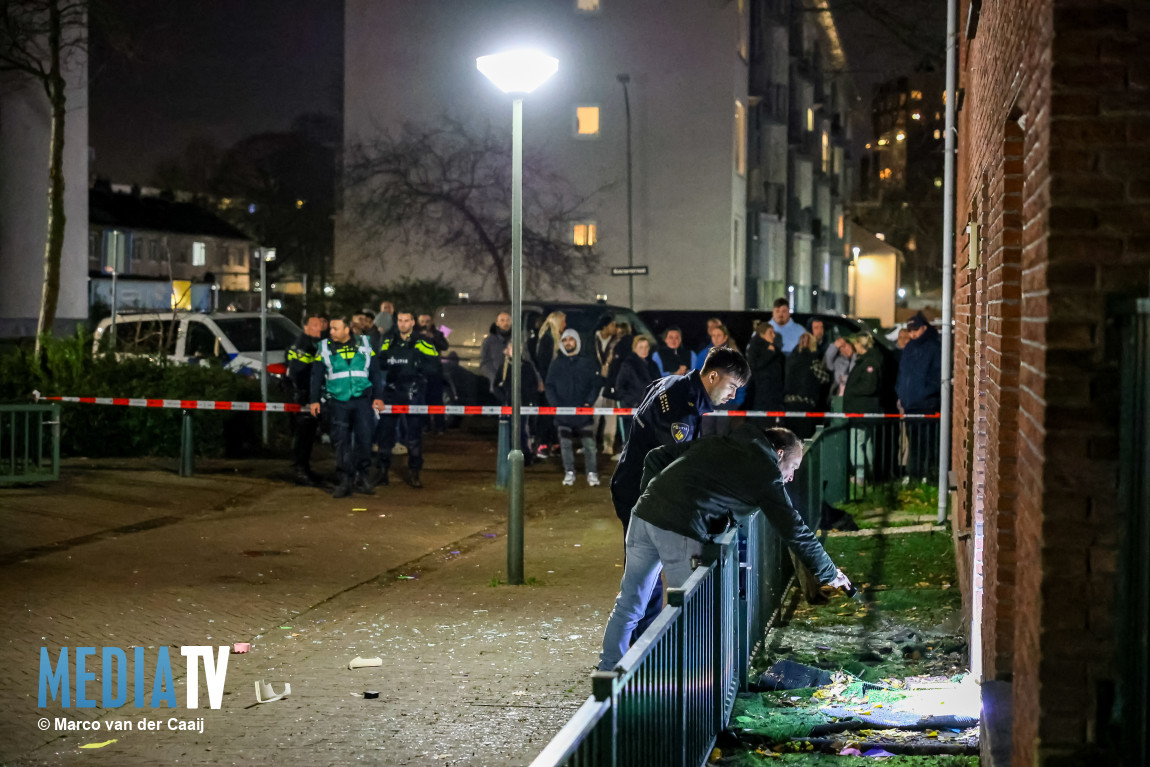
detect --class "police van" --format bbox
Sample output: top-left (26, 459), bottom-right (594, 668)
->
top-left (92, 311), bottom-right (303, 378)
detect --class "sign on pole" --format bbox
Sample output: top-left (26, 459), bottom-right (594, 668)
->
top-left (611, 265), bottom-right (648, 276)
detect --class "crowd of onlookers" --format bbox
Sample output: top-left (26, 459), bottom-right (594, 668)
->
top-left (290, 297), bottom-right (943, 493)
top-left (474, 298), bottom-right (943, 485)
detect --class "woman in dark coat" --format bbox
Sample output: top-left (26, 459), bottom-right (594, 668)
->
top-left (784, 332), bottom-right (831, 438)
top-left (494, 339), bottom-right (544, 464)
top-left (841, 333), bottom-right (884, 487)
top-left (746, 322), bottom-right (786, 421)
top-left (614, 336), bottom-right (661, 443)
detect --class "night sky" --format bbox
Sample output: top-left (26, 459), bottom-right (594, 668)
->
top-left (89, 0), bottom-right (343, 185)
top-left (89, 0), bottom-right (940, 187)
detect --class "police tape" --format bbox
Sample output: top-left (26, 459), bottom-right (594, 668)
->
top-left (40, 396), bottom-right (940, 420)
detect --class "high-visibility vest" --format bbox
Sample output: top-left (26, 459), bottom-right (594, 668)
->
top-left (319, 336), bottom-right (374, 401)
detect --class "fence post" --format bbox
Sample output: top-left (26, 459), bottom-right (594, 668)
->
top-left (496, 417), bottom-right (510, 489)
top-left (179, 409), bottom-right (195, 477)
top-left (591, 671), bottom-right (619, 767)
top-left (665, 586), bottom-right (689, 767)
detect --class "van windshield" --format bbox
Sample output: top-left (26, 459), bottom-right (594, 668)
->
top-left (212, 316), bottom-right (301, 352)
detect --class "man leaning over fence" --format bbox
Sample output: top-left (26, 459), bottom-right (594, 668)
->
top-left (610, 346), bottom-right (750, 643)
top-left (597, 424), bottom-right (851, 671)
top-left (310, 316), bottom-right (385, 499)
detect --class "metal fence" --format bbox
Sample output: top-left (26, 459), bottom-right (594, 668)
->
top-left (530, 422), bottom-right (849, 767)
top-left (0, 404), bottom-right (61, 484)
top-left (530, 529), bottom-right (741, 767)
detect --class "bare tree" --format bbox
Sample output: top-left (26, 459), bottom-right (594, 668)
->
top-left (0, 0), bottom-right (89, 353)
top-left (344, 118), bottom-right (603, 302)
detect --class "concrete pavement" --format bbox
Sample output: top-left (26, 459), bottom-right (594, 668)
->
top-left (0, 430), bottom-right (625, 766)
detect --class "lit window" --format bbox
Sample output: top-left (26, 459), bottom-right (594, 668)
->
top-left (806, 108), bottom-right (814, 132)
top-left (895, 132), bottom-right (906, 141)
top-left (573, 223), bottom-right (597, 247)
top-left (837, 214), bottom-right (844, 239)
top-left (879, 168), bottom-right (893, 181)
top-left (911, 89), bottom-right (923, 101)
top-left (934, 129), bottom-right (942, 140)
top-left (875, 232), bottom-right (885, 241)
top-left (877, 138), bottom-right (889, 146)
top-left (934, 177), bottom-right (943, 188)
top-left (575, 106), bottom-right (600, 137)
top-left (192, 241), bottom-right (207, 267)
top-left (734, 100), bottom-right (747, 177)
top-left (295, 199), bottom-right (305, 209)
top-left (865, 143), bottom-right (872, 149)
top-left (911, 112), bottom-right (921, 120)
top-left (575, 0), bottom-right (600, 11)
top-left (821, 131), bottom-right (830, 173)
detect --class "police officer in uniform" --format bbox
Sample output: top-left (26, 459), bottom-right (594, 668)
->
top-left (374, 310), bottom-right (440, 488)
top-left (287, 313), bottom-right (327, 486)
top-left (310, 316), bottom-right (385, 498)
top-left (610, 346), bottom-right (751, 640)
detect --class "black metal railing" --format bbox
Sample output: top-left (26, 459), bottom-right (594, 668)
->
top-left (530, 529), bottom-right (741, 767)
top-left (530, 419), bottom-right (935, 766)
top-left (0, 404), bottom-right (61, 484)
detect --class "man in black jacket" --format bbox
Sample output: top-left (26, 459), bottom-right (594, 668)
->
top-left (895, 312), bottom-right (942, 481)
top-left (373, 311), bottom-right (441, 488)
top-left (286, 313), bottom-right (327, 486)
top-left (597, 424), bottom-right (851, 670)
top-left (610, 346), bottom-right (750, 641)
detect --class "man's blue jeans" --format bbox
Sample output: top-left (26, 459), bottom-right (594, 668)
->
top-left (597, 516), bottom-right (703, 671)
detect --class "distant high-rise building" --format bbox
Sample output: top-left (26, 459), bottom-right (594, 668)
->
top-left (338, 0), bottom-right (858, 312)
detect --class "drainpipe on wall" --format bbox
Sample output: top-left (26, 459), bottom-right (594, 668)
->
top-left (939, 0), bottom-right (957, 528)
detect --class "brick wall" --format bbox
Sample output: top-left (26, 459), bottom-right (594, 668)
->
top-left (956, 0), bottom-right (1150, 763)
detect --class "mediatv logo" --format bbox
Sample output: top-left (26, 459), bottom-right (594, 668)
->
top-left (38, 646), bottom-right (230, 709)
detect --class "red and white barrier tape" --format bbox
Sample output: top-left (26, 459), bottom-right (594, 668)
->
top-left (40, 396), bottom-right (940, 420)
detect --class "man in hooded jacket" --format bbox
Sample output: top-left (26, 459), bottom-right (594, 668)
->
top-left (545, 329), bottom-right (603, 486)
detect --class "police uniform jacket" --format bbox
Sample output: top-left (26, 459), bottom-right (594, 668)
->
top-left (635, 423), bottom-right (837, 583)
top-left (609, 369), bottom-right (713, 519)
top-left (377, 330), bottom-right (440, 399)
top-left (309, 335), bottom-right (385, 403)
top-left (287, 332), bottom-right (322, 404)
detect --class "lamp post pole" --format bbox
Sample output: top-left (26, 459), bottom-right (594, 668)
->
top-left (508, 96), bottom-right (526, 585)
top-left (259, 248), bottom-right (269, 446)
top-left (618, 73), bottom-right (634, 309)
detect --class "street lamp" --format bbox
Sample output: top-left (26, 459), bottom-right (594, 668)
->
top-left (477, 48), bottom-right (558, 586)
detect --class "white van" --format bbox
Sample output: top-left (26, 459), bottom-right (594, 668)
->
top-left (92, 312), bottom-right (303, 377)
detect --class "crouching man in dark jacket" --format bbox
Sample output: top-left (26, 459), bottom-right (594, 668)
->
top-left (597, 424), bottom-right (851, 671)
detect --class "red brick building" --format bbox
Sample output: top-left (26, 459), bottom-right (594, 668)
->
top-left (952, 0), bottom-right (1149, 764)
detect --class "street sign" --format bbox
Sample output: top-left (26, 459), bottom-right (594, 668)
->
top-left (611, 265), bottom-right (648, 276)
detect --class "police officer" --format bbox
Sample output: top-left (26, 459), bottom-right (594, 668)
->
top-left (374, 310), bottom-right (440, 488)
top-left (287, 313), bottom-right (327, 486)
top-left (310, 316), bottom-right (385, 499)
top-left (610, 346), bottom-right (751, 640)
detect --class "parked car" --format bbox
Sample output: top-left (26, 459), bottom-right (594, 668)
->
top-left (433, 301), bottom-right (658, 406)
top-left (92, 312), bottom-right (303, 378)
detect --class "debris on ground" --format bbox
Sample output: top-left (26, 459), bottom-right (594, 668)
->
top-left (718, 492), bottom-right (976, 765)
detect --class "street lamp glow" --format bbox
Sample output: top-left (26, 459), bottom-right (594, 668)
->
top-left (476, 50), bottom-right (558, 94)
top-left (898, 287), bottom-right (907, 298)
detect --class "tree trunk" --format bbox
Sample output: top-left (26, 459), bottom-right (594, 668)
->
top-left (34, 0), bottom-right (67, 357)
top-left (492, 252), bottom-right (510, 303)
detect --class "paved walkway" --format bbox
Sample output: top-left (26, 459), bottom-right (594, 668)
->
top-left (0, 431), bottom-right (624, 766)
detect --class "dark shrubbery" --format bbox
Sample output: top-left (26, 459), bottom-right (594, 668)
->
top-left (0, 333), bottom-right (272, 458)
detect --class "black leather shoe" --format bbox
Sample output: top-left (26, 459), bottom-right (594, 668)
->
top-left (332, 481), bottom-right (352, 499)
top-left (353, 475), bottom-right (376, 495)
top-left (406, 470), bottom-right (423, 489)
top-left (371, 466), bottom-right (389, 486)
top-left (294, 469), bottom-right (318, 487)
